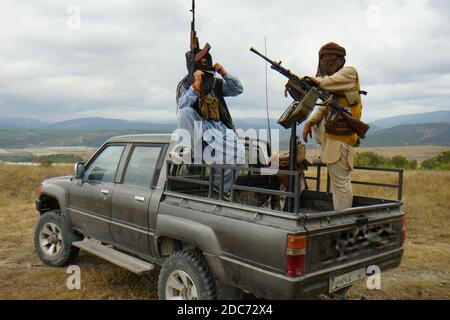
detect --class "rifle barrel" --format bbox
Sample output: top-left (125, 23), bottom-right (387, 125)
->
top-left (250, 47), bottom-right (276, 65)
top-left (191, 0), bottom-right (195, 29)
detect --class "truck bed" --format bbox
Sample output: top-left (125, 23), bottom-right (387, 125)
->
top-left (159, 186), bottom-right (404, 298)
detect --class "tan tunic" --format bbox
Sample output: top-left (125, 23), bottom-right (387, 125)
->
top-left (307, 66), bottom-right (360, 210)
top-left (307, 66), bottom-right (359, 168)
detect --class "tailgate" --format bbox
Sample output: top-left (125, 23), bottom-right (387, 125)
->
top-left (303, 200), bottom-right (404, 274)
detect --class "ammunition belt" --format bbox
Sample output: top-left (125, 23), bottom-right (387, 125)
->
top-left (325, 117), bottom-right (354, 136)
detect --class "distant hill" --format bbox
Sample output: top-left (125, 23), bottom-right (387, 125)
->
top-left (1, 110), bottom-right (448, 131)
top-left (363, 122), bottom-right (450, 147)
top-left (367, 123), bottom-right (383, 133)
top-left (0, 117), bottom-right (48, 129)
top-left (0, 116), bottom-right (285, 133)
top-left (0, 117), bottom-right (174, 131)
top-left (0, 129), bottom-right (150, 148)
top-left (371, 110), bottom-right (450, 129)
top-left (44, 117), bottom-right (286, 133)
top-left (1, 112), bottom-right (449, 148)
top-left (44, 117), bottom-right (176, 131)
top-left (0, 122), bottom-right (22, 129)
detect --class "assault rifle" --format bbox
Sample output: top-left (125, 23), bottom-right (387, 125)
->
top-left (188, 0), bottom-right (214, 82)
top-left (250, 47), bottom-right (370, 139)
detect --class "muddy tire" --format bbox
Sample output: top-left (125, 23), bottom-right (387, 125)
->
top-left (34, 210), bottom-right (79, 267)
top-left (158, 250), bottom-right (216, 300)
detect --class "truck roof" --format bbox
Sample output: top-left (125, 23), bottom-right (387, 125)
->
top-left (106, 134), bottom-right (172, 144)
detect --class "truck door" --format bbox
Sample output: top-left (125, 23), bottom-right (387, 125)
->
top-left (69, 144), bottom-right (125, 242)
top-left (110, 144), bottom-right (164, 256)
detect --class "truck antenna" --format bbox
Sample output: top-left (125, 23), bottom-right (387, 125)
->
top-left (264, 37), bottom-right (272, 157)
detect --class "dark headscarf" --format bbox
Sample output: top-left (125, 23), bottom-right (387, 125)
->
top-left (316, 42), bottom-right (346, 77)
top-left (185, 51), bottom-right (213, 76)
top-left (176, 51), bottom-right (215, 105)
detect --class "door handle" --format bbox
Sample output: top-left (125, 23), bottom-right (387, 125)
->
top-left (100, 189), bottom-right (109, 195)
top-left (134, 196), bottom-right (145, 202)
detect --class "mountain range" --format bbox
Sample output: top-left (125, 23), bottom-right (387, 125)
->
top-left (363, 122), bottom-right (450, 147)
top-left (0, 111), bottom-right (449, 148)
top-left (0, 116), bottom-right (283, 132)
top-left (371, 110), bottom-right (450, 129)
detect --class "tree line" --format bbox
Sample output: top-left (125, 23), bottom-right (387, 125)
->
top-left (355, 151), bottom-right (450, 170)
top-left (1, 151), bottom-right (449, 170)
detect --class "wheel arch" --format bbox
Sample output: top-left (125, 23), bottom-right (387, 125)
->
top-left (37, 194), bottom-right (61, 214)
top-left (37, 183), bottom-right (67, 216)
top-left (157, 237), bottom-right (184, 257)
top-left (37, 184), bottom-right (80, 243)
top-left (155, 214), bottom-right (222, 257)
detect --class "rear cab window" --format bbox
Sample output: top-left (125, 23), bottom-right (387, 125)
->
top-left (123, 145), bottom-right (163, 188)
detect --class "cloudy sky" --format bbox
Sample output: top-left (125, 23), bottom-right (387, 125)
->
top-left (0, 0), bottom-right (449, 123)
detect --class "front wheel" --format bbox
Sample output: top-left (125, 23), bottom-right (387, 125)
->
top-left (158, 250), bottom-right (216, 300)
top-left (34, 210), bottom-right (79, 267)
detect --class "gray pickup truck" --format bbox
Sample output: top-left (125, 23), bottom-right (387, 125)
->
top-left (34, 134), bottom-right (405, 300)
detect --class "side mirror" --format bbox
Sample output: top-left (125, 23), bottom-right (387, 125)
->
top-left (74, 163), bottom-right (85, 179)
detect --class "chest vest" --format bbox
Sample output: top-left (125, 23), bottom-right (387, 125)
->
top-left (192, 78), bottom-right (235, 130)
top-left (325, 69), bottom-right (363, 147)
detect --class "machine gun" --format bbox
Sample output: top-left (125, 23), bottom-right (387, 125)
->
top-left (250, 47), bottom-right (370, 139)
top-left (250, 47), bottom-right (370, 212)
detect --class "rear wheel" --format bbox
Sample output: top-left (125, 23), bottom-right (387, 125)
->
top-left (158, 250), bottom-right (216, 300)
top-left (34, 210), bottom-right (79, 267)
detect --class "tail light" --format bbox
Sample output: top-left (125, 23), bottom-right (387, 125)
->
top-left (286, 235), bottom-right (307, 277)
top-left (401, 216), bottom-right (407, 246)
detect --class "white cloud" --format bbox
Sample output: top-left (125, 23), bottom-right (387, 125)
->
top-left (0, 0), bottom-right (449, 123)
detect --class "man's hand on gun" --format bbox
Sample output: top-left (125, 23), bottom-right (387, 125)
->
top-left (213, 63), bottom-right (227, 76)
top-left (302, 121), bottom-right (314, 144)
top-left (193, 63), bottom-right (227, 94)
top-left (193, 70), bottom-right (204, 94)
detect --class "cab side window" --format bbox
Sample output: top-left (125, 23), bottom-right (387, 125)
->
top-left (84, 145), bottom-right (124, 183)
top-left (123, 146), bottom-right (162, 188)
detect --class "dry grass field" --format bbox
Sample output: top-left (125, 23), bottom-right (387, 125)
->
top-left (0, 154), bottom-right (449, 300)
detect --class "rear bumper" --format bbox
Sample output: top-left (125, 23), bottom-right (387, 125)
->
top-left (206, 248), bottom-right (403, 299)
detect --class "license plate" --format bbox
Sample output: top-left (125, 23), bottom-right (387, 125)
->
top-left (329, 268), bottom-right (366, 293)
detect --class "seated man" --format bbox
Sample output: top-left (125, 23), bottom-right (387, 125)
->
top-left (173, 49), bottom-right (245, 196)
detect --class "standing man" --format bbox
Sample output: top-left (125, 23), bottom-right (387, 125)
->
top-left (301, 42), bottom-right (364, 210)
top-left (173, 49), bottom-right (244, 196)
